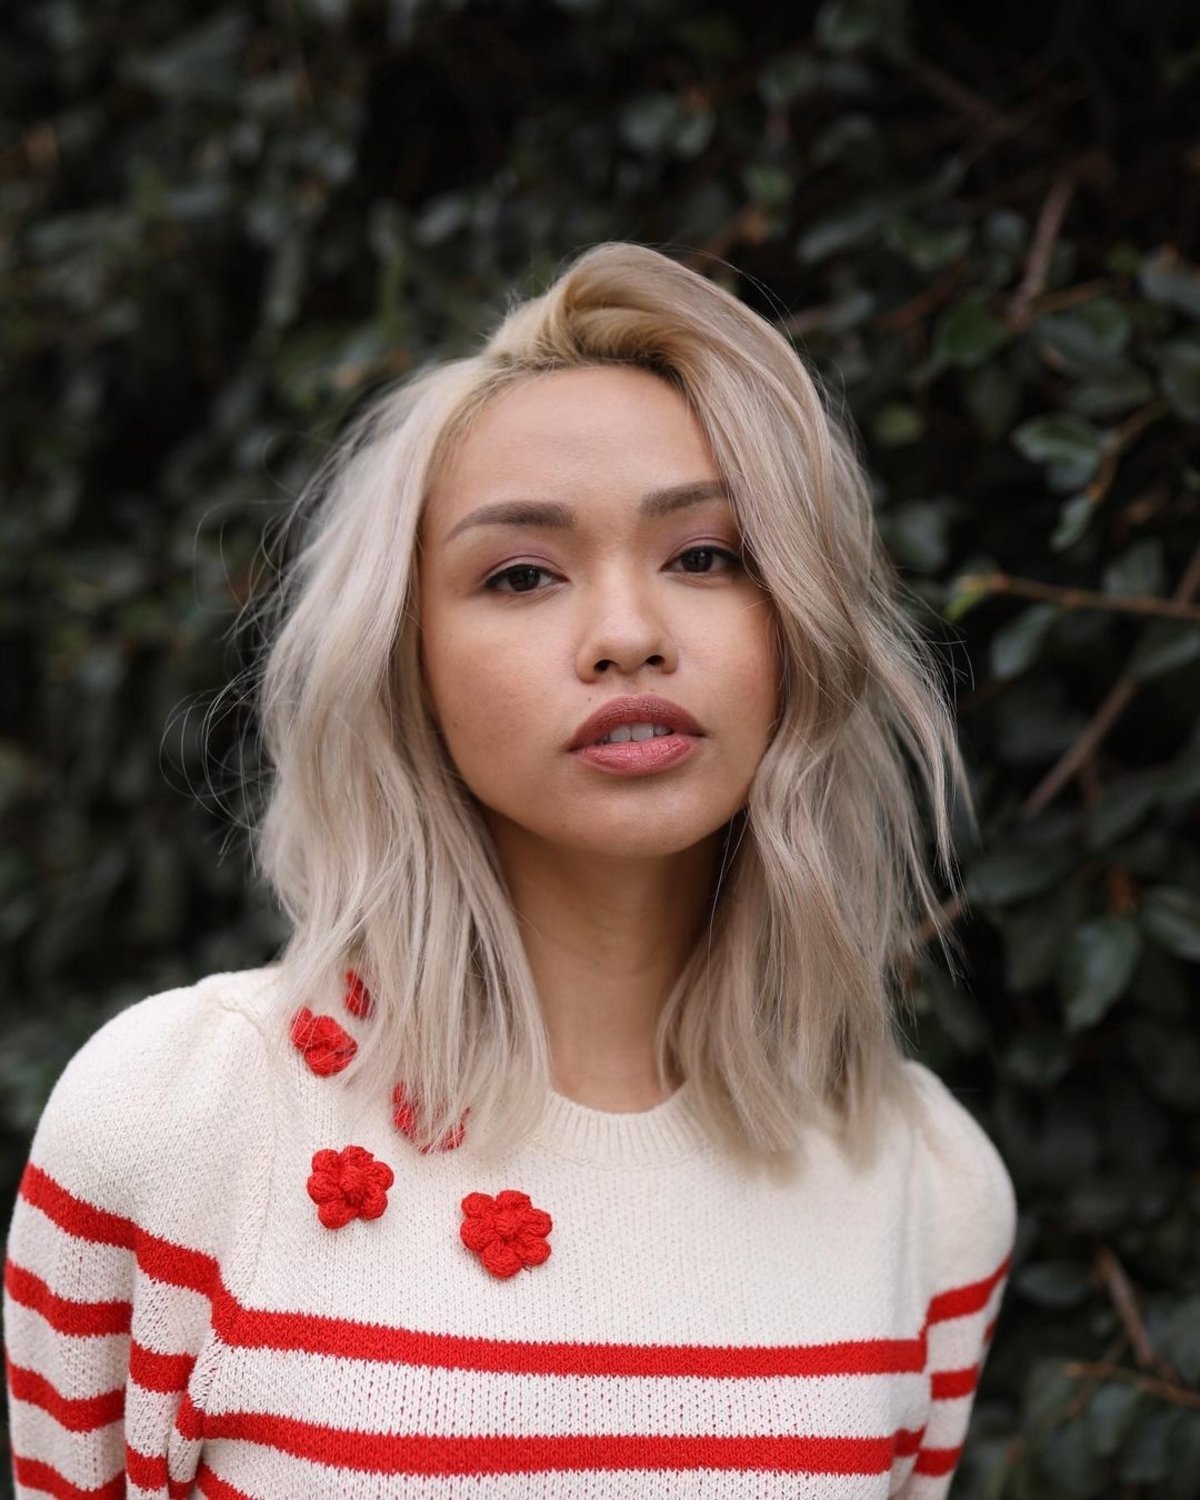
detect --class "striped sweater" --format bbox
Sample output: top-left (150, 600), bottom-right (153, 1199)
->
top-left (4, 964), bottom-right (1017, 1499)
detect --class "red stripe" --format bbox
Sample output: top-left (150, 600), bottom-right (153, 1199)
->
top-left (5, 1355), bottom-right (123, 1433)
top-left (926, 1255), bottom-right (1011, 1324)
top-left (4, 1261), bottom-right (130, 1337)
top-left (913, 1442), bottom-right (963, 1476)
top-left (14, 1160), bottom-right (1003, 1386)
top-left (18, 1165), bottom-right (133, 1250)
top-left (176, 1390), bottom-right (204, 1440)
top-left (21, 1163), bottom-right (218, 1297)
top-left (125, 1444), bottom-right (168, 1489)
top-left (196, 1464), bottom-right (255, 1500)
top-left (201, 1411), bottom-right (926, 1475)
top-left (931, 1363), bottom-right (978, 1400)
top-left (129, 1339), bottom-right (195, 1394)
top-left (213, 1287), bottom-right (925, 1378)
top-left (11, 1455), bottom-right (124, 1500)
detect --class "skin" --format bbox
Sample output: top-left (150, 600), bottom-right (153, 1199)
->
top-left (416, 364), bottom-right (780, 1112)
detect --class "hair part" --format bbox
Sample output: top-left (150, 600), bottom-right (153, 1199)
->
top-left (238, 241), bottom-right (976, 1180)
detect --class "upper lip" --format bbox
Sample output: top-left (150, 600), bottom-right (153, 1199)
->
top-left (568, 695), bottom-right (705, 750)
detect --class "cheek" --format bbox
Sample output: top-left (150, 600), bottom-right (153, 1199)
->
top-left (721, 599), bottom-right (781, 732)
top-left (421, 611), bottom-right (545, 762)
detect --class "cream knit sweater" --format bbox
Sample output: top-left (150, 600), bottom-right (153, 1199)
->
top-left (4, 965), bottom-right (1017, 1499)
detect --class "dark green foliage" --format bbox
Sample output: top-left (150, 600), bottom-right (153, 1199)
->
top-left (2, 0), bottom-right (1198, 1494)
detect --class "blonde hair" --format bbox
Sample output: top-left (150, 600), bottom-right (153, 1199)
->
top-left (242, 242), bottom-right (976, 1177)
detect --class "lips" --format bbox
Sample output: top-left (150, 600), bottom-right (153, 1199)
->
top-left (568, 695), bottom-right (705, 751)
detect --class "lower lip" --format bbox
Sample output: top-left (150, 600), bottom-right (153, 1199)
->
top-left (570, 734), bottom-right (701, 776)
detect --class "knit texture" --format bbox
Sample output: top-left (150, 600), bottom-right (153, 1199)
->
top-left (4, 965), bottom-right (1017, 1499)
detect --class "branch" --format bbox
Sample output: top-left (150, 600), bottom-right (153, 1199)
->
top-left (1063, 1362), bottom-right (1200, 1411)
top-left (1008, 169), bottom-right (1078, 328)
top-left (1022, 540), bottom-right (1200, 816)
top-left (1093, 1246), bottom-right (1171, 1375)
top-left (952, 571), bottom-right (1200, 624)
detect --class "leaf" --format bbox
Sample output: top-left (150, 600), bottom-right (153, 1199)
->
top-left (1058, 917), bottom-right (1141, 1032)
top-left (1012, 413), bottom-right (1106, 472)
top-left (742, 163), bottom-right (793, 209)
top-left (1002, 1031), bottom-right (1071, 1088)
top-left (1160, 336), bottom-right (1200, 419)
top-left (1085, 1382), bottom-right (1142, 1458)
top-left (963, 358), bottom-right (1021, 441)
top-left (1035, 297), bottom-right (1131, 374)
top-left (921, 967), bottom-right (990, 1054)
top-left (1015, 1259), bottom-right (1093, 1308)
top-left (795, 198), bottom-right (888, 263)
top-left (757, 52), bottom-right (818, 109)
top-left (1139, 246), bottom-right (1200, 321)
top-left (1128, 615), bottom-right (1200, 681)
top-left (879, 498), bottom-right (950, 571)
top-left (1166, 1295), bottom-right (1200, 1385)
top-left (1036, 1418), bottom-right (1110, 1498)
top-left (1127, 619), bottom-right (1200, 680)
top-left (1102, 538), bottom-right (1164, 597)
top-left (965, 844), bottom-right (1075, 905)
top-left (1050, 493), bottom-right (1095, 551)
top-left (870, 402), bottom-right (925, 446)
top-left (990, 603), bottom-right (1058, 679)
top-left (885, 216), bottom-right (970, 272)
top-left (1067, 367), bottom-right (1156, 417)
top-left (1164, 1412), bottom-right (1200, 1500)
top-left (943, 561), bottom-right (996, 620)
top-left (815, 0), bottom-right (881, 52)
top-left (1119, 1406), bottom-right (1178, 1485)
top-left (620, 93), bottom-right (713, 157)
top-left (1128, 1020), bottom-right (1200, 1110)
top-left (933, 299), bottom-right (1009, 368)
top-left (1141, 886), bottom-right (1200, 960)
top-left (1083, 776), bottom-right (1159, 850)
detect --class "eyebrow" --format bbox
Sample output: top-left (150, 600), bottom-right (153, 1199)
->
top-left (443, 480), bottom-right (732, 544)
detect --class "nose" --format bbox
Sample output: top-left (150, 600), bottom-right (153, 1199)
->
top-left (574, 565), bottom-right (679, 679)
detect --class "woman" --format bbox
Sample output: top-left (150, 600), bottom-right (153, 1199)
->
top-left (4, 242), bottom-right (1016, 1499)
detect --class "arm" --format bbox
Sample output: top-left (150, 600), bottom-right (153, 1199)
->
top-left (5, 1059), bottom-right (142, 1497)
top-left (4, 973), bottom-right (276, 1498)
top-left (897, 1064), bottom-right (1018, 1498)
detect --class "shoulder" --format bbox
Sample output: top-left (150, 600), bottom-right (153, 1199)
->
top-left (43, 964), bottom-right (281, 1130)
top-left (900, 1057), bottom-right (1018, 1275)
top-left (26, 965), bottom-right (284, 1226)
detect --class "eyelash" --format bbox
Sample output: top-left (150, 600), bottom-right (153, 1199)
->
top-left (483, 546), bottom-right (745, 595)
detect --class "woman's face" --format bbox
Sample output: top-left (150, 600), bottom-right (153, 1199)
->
top-left (416, 364), bottom-right (780, 861)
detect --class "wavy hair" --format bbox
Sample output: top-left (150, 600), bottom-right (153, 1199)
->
top-left (243, 242), bottom-right (976, 1176)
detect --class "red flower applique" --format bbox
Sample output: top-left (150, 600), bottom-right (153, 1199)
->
top-left (392, 1083), bottom-right (468, 1153)
top-left (307, 1145), bottom-right (394, 1229)
top-left (290, 1007), bottom-right (357, 1077)
top-left (460, 1190), bottom-right (552, 1279)
top-left (343, 969), bottom-right (373, 1019)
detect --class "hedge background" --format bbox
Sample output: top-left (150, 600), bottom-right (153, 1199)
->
top-left (3, 0), bottom-right (1199, 1494)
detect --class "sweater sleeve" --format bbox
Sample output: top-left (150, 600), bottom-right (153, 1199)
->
top-left (3, 970), bottom-right (277, 1500)
top-left (899, 1061), bottom-right (1018, 1499)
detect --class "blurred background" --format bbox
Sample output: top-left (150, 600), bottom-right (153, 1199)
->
top-left (2, 0), bottom-right (1199, 1494)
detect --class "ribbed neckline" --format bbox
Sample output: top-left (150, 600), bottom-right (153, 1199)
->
top-left (530, 1079), bottom-right (712, 1167)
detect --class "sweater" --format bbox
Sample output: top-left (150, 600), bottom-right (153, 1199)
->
top-left (4, 964), bottom-right (1017, 1500)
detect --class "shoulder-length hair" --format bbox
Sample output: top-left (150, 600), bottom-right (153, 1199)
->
top-left (241, 241), bottom-right (975, 1177)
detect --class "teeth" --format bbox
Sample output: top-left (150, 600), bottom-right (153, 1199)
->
top-left (596, 723), bottom-right (674, 745)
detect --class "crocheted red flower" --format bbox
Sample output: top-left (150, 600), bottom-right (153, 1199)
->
top-left (307, 1146), bottom-right (394, 1229)
top-left (460, 1190), bottom-right (552, 1279)
top-left (392, 1083), bottom-right (468, 1154)
top-left (343, 968), bottom-right (373, 1019)
top-left (290, 1007), bottom-right (357, 1076)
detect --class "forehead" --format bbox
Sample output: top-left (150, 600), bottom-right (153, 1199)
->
top-left (424, 366), bottom-right (721, 538)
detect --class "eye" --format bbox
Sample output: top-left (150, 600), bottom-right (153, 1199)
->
top-left (672, 546), bottom-right (744, 576)
top-left (483, 564), bottom-right (558, 595)
top-left (482, 546), bottom-right (745, 596)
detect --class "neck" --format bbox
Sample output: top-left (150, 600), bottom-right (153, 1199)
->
top-left (483, 813), bottom-right (724, 1111)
